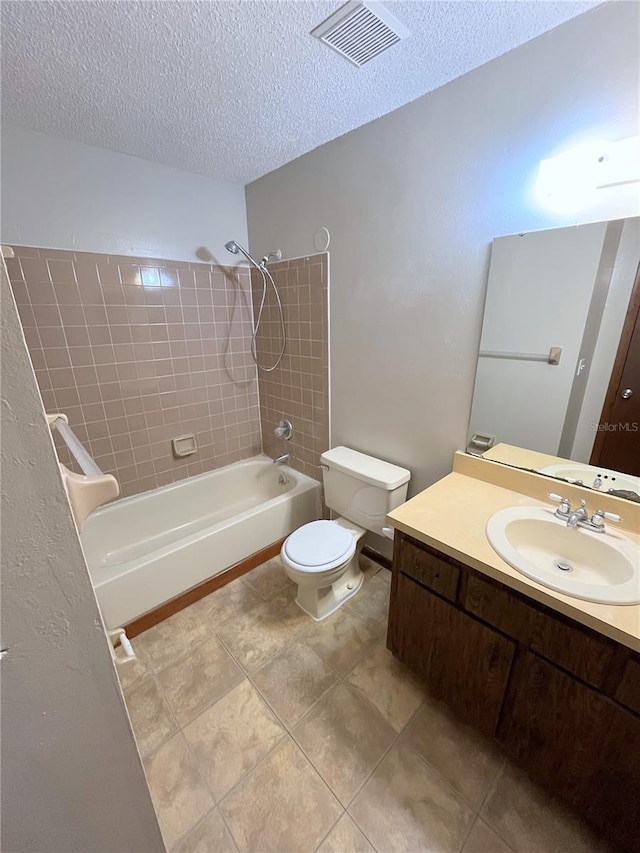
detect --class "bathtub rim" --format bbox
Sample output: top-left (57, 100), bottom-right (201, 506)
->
top-left (86, 452), bottom-right (315, 518)
top-left (83, 455), bottom-right (319, 581)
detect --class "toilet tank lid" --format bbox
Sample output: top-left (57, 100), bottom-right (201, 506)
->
top-left (320, 447), bottom-right (410, 490)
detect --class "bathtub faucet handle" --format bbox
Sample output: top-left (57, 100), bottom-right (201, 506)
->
top-left (274, 420), bottom-right (293, 441)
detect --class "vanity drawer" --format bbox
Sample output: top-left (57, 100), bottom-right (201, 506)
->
top-left (465, 573), bottom-right (617, 690)
top-left (397, 536), bottom-right (460, 602)
top-left (464, 573), bottom-right (536, 644)
top-left (529, 611), bottom-right (618, 691)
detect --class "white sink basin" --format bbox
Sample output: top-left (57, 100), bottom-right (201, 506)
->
top-left (486, 507), bottom-right (640, 605)
top-left (540, 463), bottom-right (640, 496)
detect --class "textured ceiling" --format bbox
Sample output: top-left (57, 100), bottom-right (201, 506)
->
top-left (1, 0), bottom-right (600, 184)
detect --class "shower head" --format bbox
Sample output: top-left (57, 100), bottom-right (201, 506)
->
top-left (224, 239), bottom-right (262, 268)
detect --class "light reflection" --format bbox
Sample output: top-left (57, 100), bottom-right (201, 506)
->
top-left (536, 135), bottom-right (640, 214)
top-left (140, 267), bottom-right (161, 288)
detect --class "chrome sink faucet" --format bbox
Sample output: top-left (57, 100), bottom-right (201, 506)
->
top-left (273, 453), bottom-right (290, 465)
top-left (567, 499), bottom-right (589, 529)
top-left (547, 493), bottom-right (622, 533)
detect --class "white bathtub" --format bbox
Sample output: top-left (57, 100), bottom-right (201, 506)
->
top-left (81, 456), bottom-right (321, 629)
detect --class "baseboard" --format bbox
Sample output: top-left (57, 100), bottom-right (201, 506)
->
top-left (362, 545), bottom-right (392, 571)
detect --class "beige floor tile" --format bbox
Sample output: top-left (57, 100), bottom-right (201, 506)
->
top-left (172, 808), bottom-right (237, 853)
top-left (344, 571), bottom-right (390, 628)
top-left (403, 694), bottom-right (504, 809)
top-left (358, 554), bottom-right (383, 579)
top-left (316, 813), bottom-right (375, 853)
top-left (481, 762), bottom-right (607, 853)
top-left (216, 587), bottom-right (310, 672)
top-left (158, 636), bottom-right (244, 727)
top-left (347, 641), bottom-right (424, 731)
top-left (242, 556), bottom-right (294, 601)
top-left (143, 733), bottom-right (214, 849)
top-left (349, 740), bottom-right (475, 853)
top-left (251, 640), bottom-right (339, 729)
top-left (191, 578), bottom-right (262, 629)
top-left (292, 682), bottom-right (396, 806)
top-left (124, 674), bottom-right (177, 757)
top-left (137, 606), bottom-right (212, 671)
top-left (183, 679), bottom-right (285, 801)
top-left (462, 819), bottom-right (514, 853)
top-left (300, 607), bottom-right (384, 676)
top-left (220, 737), bottom-right (342, 853)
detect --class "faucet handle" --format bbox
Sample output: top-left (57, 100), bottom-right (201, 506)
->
top-left (591, 509), bottom-right (623, 527)
top-left (274, 419), bottom-right (293, 440)
top-left (547, 493), bottom-right (571, 513)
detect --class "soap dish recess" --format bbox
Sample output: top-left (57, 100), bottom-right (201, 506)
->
top-left (172, 434), bottom-right (197, 458)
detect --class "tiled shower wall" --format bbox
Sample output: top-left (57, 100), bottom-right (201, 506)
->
top-left (254, 253), bottom-right (329, 480)
top-left (8, 246), bottom-right (261, 497)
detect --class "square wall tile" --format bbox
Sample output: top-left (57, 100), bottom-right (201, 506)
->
top-left (10, 246), bottom-right (263, 497)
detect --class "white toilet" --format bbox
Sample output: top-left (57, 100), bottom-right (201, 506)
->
top-left (281, 446), bottom-right (410, 620)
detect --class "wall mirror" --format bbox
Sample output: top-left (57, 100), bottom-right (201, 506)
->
top-left (467, 216), bottom-right (640, 503)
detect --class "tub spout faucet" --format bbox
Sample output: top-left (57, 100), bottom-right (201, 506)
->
top-left (273, 453), bottom-right (290, 465)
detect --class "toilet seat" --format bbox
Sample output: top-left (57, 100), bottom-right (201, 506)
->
top-left (283, 520), bottom-right (355, 572)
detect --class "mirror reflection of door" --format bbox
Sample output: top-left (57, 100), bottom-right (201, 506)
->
top-left (592, 264), bottom-right (640, 476)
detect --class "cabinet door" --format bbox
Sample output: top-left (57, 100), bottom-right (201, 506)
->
top-left (498, 651), bottom-right (640, 850)
top-left (615, 656), bottom-right (640, 716)
top-left (392, 572), bottom-right (515, 736)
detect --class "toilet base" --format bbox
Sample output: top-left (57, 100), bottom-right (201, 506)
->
top-left (294, 556), bottom-right (364, 621)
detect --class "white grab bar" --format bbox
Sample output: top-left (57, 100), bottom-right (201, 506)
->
top-left (46, 413), bottom-right (119, 528)
top-left (48, 414), bottom-right (103, 476)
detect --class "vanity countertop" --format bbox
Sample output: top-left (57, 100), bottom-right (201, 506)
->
top-left (481, 442), bottom-right (571, 470)
top-left (387, 458), bottom-right (640, 652)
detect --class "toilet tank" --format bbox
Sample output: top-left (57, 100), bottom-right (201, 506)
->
top-left (321, 447), bottom-right (411, 536)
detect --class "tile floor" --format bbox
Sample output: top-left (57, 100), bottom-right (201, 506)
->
top-left (118, 555), bottom-right (609, 853)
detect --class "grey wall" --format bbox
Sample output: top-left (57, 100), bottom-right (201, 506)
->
top-left (1, 261), bottom-right (163, 851)
top-left (246, 3), bottom-right (640, 496)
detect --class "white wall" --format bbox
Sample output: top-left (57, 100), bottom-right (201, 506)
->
top-left (1, 262), bottom-right (163, 851)
top-left (246, 2), bottom-right (640, 496)
top-left (1, 127), bottom-right (248, 262)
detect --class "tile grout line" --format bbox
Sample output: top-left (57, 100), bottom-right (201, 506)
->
top-left (218, 731), bottom-right (346, 851)
top-left (210, 560), bottom-right (389, 849)
top-left (246, 653), bottom-right (343, 733)
top-left (126, 557), bottom-right (391, 850)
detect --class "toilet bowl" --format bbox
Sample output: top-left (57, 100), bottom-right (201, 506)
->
top-left (281, 446), bottom-right (411, 621)
top-left (280, 519), bottom-right (366, 621)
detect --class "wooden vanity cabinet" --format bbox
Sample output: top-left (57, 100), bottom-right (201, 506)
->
top-left (389, 531), bottom-right (640, 851)
top-left (391, 572), bottom-right (514, 736)
top-left (499, 651), bottom-right (640, 850)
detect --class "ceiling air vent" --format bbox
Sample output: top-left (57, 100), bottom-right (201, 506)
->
top-left (311, 1), bottom-right (410, 67)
